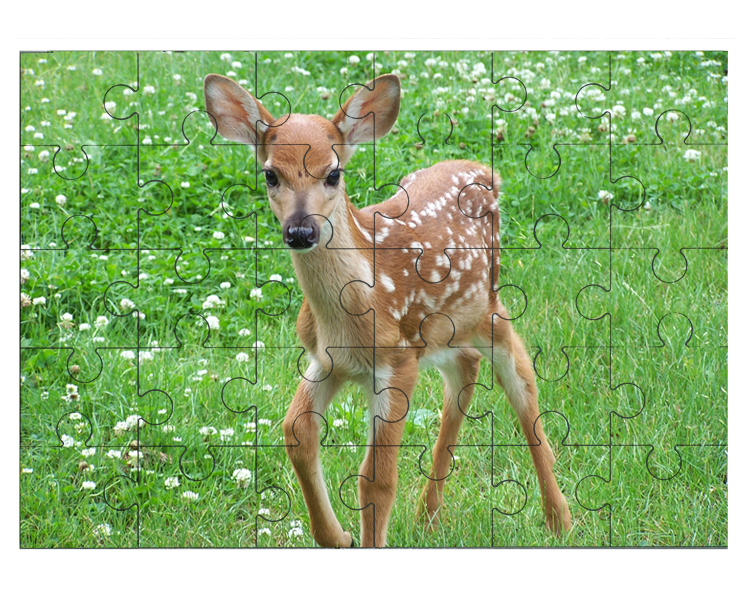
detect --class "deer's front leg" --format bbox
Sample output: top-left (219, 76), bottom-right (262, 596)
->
top-left (358, 358), bottom-right (418, 547)
top-left (282, 365), bottom-right (351, 548)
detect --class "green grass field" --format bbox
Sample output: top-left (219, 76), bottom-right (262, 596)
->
top-left (20, 50), bottom-right (727, 547)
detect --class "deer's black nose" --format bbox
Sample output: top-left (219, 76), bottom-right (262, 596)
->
top-left (284, 224), bottom-right (318, 249)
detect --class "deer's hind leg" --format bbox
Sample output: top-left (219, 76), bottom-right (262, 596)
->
top-left (417, 348), bottom-right (482, 530)
top-left (475, 308), bottom-right (572, 534)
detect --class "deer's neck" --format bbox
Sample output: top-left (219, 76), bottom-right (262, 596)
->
top-left (290, 197), bottom-right (372, 318)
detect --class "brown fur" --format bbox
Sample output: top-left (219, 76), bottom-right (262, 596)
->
top-left (204, 73), bottom-right (572, 547)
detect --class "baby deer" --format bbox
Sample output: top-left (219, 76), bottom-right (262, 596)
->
top-left (204, 72), bottom-right (571, 547)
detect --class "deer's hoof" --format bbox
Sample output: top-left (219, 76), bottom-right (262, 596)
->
top-left (545, 498), bottom-right (573, 535)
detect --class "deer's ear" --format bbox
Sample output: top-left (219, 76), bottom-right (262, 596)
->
top-left (332, 74), bottom-right (401, 161)
top-left (204, 74), bottom-right (275, 149)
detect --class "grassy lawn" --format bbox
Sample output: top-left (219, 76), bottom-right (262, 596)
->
top-left (20, 50), bottom-right (727, 547)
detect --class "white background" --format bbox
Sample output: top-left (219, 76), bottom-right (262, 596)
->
top-left (4, 2), bottom-right (746, 598)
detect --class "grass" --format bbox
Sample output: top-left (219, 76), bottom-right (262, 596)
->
top-left (20, 50), bottom-right (727, 547)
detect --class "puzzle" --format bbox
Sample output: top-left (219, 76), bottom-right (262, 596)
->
top-left (20, 50), bottom-right (727, 548)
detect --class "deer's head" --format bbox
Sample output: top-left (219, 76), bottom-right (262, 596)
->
top-left (204, 73), bottom-right (401, 251)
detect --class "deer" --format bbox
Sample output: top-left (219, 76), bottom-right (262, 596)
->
top-left (204, 72), bottom-right (572, 548)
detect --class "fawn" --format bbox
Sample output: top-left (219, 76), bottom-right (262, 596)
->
top-left (204, 72), bottom-right (571, 547)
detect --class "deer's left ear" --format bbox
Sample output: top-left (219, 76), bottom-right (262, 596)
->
top-left (332, 74), bottom-right (401, 163)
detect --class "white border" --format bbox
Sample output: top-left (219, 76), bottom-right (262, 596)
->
top-left (4, 2), bottom-right (746, 598)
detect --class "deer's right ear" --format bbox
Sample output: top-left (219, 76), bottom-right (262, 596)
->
top-left (204, 74), bottom-right (275, 149)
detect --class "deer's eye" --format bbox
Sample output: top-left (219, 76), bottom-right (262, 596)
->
top-left (264, 170), bottom-right (279, 187)
top-left (325, 170), bottom-right (341, 186)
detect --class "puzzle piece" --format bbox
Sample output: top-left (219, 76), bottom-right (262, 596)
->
top-left (609, 111), bottom-right (727, 281)
top-left (575, 443), bottom-right (727, 546)
top-left (21, 51), bottom-right (139, 180)
top-left (20, 219), bottom-right (139, 382)
top-left (490, 51), bottom-right (611, 179)
top-left (576, 248), bottom-right (727, 347)
top-left (606, 314), bottom-right (727, 478)
top-left (498, 214), bottom-right (610, 380)
top-left (490, 411), bottom-right (611, 547)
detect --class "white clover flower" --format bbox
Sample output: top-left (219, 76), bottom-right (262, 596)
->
top-left (79, 323), bottom-right (91, 331)
top-left (232, 468), bottom-right (253, 488)
top-left (206, 315), bottom-right (220, 330)
top-left (220, 53), bottom-right (232, 61)
top-left (612, 105), bottom-right (626, 118)
top-left (258, 418), bottom-right (272, 426)
top-left (598, 190), bottom-right (614, 203)
top-left (288, 527), bottom-right (304, 538)
top-left (253, 341), bottom-right (265, 349)
top-left (164, 476), bottom-right (180, 489)
top-left (202, 294), bottom-right (224, 309)
top-left (250, 288), bottom-right (263, 299)
top-left (138, 351), bottom-right (153, 362)
top-left (220, 281), bottom-right (231, 289)
top-left (200, 426), bottom-right (217, 436)
top-left (236, 352), bottom-right (249, 362)
top-left (643, 107), bottom-right (654, 116)
top-left (59, 313), bottom-right (74, 328)
top-left (262, 384), bottom-right (272, 392)
top-left (22, 468), bottom-right (34, 474)
top-left (258, 527), bottom-right (271, 535)
top-left (106, 450), bottom-right (122, 459)
top-left (269, 274), bottom-right (282, 282)
top-left (95, 316), bottom-right (109, 327)
top-left (143, 85), bottom-right (156, 94)
top-left (348, 55), bottom-right (360, 65)
top-left (238, 328), bottom-right (251, 337)
top-left (665, 112), bottom-right (679, 123)
top-left (120, 350), bottom-right (136, 360)
top-left (55, 194), bottom-right (67, 207)
top-left (182, 491), bottom-right (199, 501)
top-left (95, 523), bottom-right (111, 537)
top-left (172, 74), bottom-right (182, 82)
top-left (683, 149), bottom-right (701, 161)
top-left (92, 68), bottom-right (103, 75)
top-left (219, 428), bottom-right (234, 441)
top-left (213, 231), bottom-right (225, 240)
top-left (81, 448), bottom-right (96, 457)
top-left (61, 434), bottom-right (76, 447)
top-left (82, 480), bottom-right (97, 490)
top-left (120, 298), bottom-right (135, 310)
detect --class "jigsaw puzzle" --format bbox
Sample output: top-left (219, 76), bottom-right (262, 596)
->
top-left (20, 50), bottom-right (727, 548)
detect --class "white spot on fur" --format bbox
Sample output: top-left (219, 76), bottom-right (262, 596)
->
top-left (380, 274), bottom-right (396, 293)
